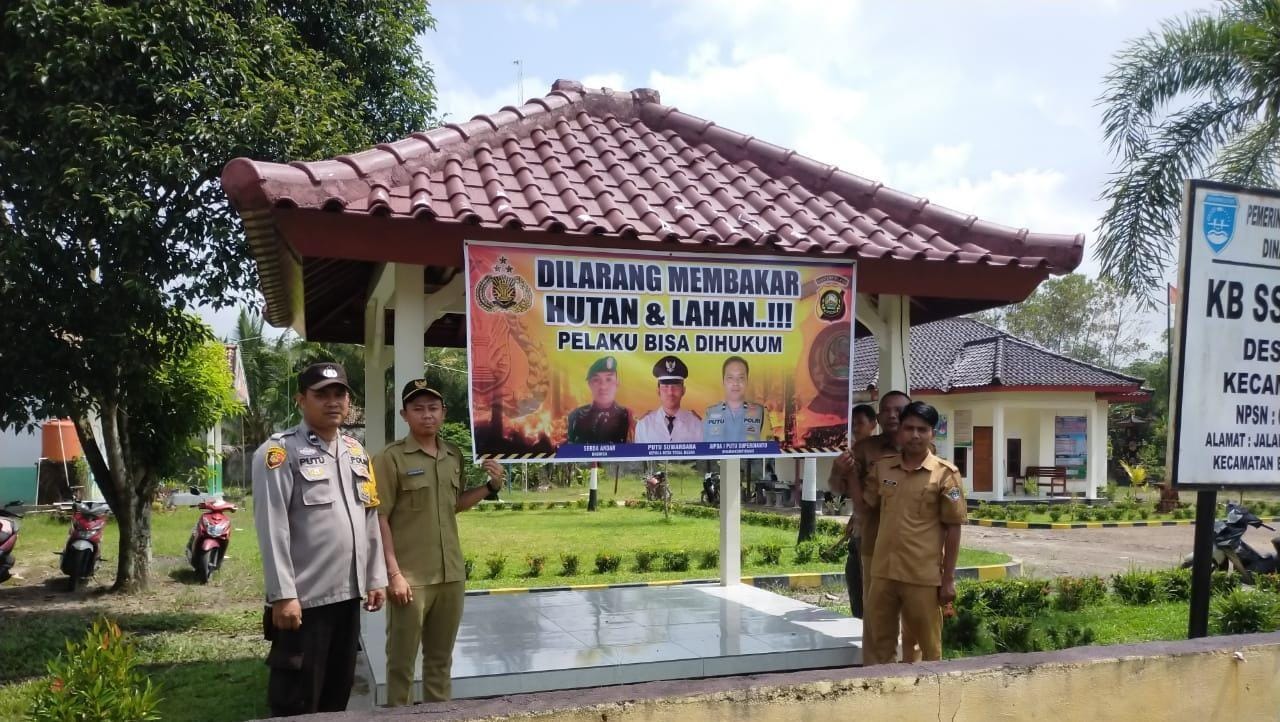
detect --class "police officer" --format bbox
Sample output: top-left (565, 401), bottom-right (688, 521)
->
top-left (634, 355), bottom-right (703, 443)
top-left (566, 356), bottom-right (632, 443)
top-left (374, 381), bottom-right (506, 705)
top-left (861, 401), bottom-right (966, 665)
top-left (252, 362), bottom-right (386, 717)
top-left (704, 356), bottom-right (767, 442)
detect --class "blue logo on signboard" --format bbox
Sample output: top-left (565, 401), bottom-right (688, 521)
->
top-left (1203, 193), bottom-right (1238, 254)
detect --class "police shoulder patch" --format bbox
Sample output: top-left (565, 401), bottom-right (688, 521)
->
top-left (945, 487), bottom-right (962, 502)
top-left (265, 446), bottom-right (287, 470)
top-left (359, 478), bottom-right (380, 508)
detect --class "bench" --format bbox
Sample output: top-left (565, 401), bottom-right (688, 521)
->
top-left (1017, 466), bottom-right (1068, 496)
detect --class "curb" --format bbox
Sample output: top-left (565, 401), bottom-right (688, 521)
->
top-left (464, 560), bottom-right (1022, 596)
top-left (968, 515), bottom-right (1280, 530)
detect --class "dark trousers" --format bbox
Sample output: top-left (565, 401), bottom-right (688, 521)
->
top-left (264, 598), bottom-right (360, 717)
top-left (845, 536), bottom-right (864, 618)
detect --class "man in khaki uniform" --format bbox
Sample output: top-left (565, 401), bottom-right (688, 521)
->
top-left (861, 401), bottom-right (966, 665)
top-left (831, 391), bottom-right (913, 650)
top-left (374, 381), bottom-right (505, 705)
top-left (832, 403), bottom-right (878, 618)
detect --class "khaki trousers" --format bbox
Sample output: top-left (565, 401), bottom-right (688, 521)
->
top-left (863, 577), bottom-right (942, 666)
top-left (385, 581), bottom-right (465, 705)
top-left (860, 556), bottom-right (921, 662)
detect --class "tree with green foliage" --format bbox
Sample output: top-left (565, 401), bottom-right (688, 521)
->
top-left (975, 274), bottom-right (1148, 368)
top-left (0, 1), bottom-right (436, 590)
top-left (1096, 0), bottom-right (1280, 298)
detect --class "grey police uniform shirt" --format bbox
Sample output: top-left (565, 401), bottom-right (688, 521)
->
top-left (252, 424), bottom-right (387, 609)
top-left (634, 408), bottom-right (703, 443)
top-left (703, 402), bottom-right (768, 442)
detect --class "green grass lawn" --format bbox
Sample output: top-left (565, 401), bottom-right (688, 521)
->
top-left (459, 506), bottom-right (1008, 589)
top-left (0, 499), bottom-right (1007, 720)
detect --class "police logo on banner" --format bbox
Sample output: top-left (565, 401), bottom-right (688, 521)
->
top-left (813, 274), bottom-right (850, 322)
top-left (1203, 193), bottom-right (1238, 255)
top-left (476, 255), bottom-right (534, 314)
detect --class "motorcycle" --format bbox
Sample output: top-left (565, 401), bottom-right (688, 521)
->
top-left (701, 471), bottom-right (721, 505)
top-left (185, 497), bottom-right (237, 583)
top-left (1181, 502), bottom-right (1280, 583)
top-left (0, 501), bottom-right (24, 583)
top-left (60, 501), bottom-right (110, 590)
top-left (644, 470), bottom-right (672, 502)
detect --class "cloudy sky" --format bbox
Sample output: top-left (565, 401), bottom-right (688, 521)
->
top-left (207, 0), bottom-right (1214, 342)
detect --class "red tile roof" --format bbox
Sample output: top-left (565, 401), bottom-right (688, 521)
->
top-left (222, 80), bottom-right (1084, 329)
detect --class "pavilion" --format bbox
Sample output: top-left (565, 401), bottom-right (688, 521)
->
top-left (221, 80), bottom-right (1083, 701)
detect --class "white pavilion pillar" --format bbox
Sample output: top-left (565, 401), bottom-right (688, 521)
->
top-left (1088, 399), bottom-right (1107, 500)
top-left (993, 402), bottom-right (1006, 501)
top-left (719, 457), bottom-right (742, 586)
top-left (392, 263), bottom-right (426, 440)
top-left (875, 295), bottom-right (911, 394)
top-left (363, 294), bottom-right (388, 455)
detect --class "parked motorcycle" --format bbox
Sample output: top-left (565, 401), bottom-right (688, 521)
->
top-left (643, 470), bottom-right (672, 502)
top-left (185, 497), bottom-right (237, 583)
top-left (1180, 502), bottom-right (1280, 583)
top-left (0, 501), bottom-right (24, 583)
top-left (701, 472), bottom-right (721, 505)
top-left (60, 501), bottom-right (110, 590)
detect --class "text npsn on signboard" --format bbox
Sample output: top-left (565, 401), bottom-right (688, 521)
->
top-left (1171, 180), bottom-right (1280, 488)
top-left (464, 241), bottom-right (856, 462)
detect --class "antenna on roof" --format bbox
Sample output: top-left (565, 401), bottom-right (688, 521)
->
top-left (513, 59), bottom-right (524, 105)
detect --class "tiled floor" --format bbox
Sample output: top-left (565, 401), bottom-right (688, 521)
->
top-left (358, 583), bottom-right (862, 704)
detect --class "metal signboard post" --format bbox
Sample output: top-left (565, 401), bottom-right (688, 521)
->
top-left (1169, 179), bottom-right (1280, 637)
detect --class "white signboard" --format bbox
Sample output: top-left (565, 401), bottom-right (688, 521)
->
top-left (1171, 180), bottom-right (1280, 488)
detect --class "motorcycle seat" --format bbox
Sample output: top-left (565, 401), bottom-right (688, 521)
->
top-left (200, 500), bottom-right (237, 513)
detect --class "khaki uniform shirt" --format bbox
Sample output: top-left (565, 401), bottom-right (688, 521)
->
top-left (251, 424), bottom-right (386, 608)
top-left (864, 452), bottom-right (967, 587)
top-left (849, 433), bottom-right (900, 557)
top-left (373, 436), bottom-right (466, 587)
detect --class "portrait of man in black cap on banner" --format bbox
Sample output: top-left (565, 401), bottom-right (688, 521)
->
top-left (634, 355), bottom-right (703, 443)
top-left (566, 355), bottom-right (632, 443)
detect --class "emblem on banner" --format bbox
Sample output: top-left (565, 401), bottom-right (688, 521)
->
top-left (813, 274), bottom-right (849, 322)
top-left (1202, 193), bottom-right (1238, 254)
top-left (476, 255), bottom-right (533, 313)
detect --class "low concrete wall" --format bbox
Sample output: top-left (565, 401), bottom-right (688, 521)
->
top-left (306, 632), bottom-right (1280, 722)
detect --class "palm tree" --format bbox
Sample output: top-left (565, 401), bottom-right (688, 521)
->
top-left (1096, 0), bottom-right (1280, 300)
top-left (232, 309), bottom-right (294, 449)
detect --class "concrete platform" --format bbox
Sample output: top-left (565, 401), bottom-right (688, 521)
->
top-left (359, 583), bottom-right (862, 704)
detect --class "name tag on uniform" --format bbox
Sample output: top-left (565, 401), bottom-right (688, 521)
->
top-left (406, 469), bottom-right (425, 476)
top-left (881, 478), bottom-right (897, 487)
top-left (299, 456), bottom-right (325, 467)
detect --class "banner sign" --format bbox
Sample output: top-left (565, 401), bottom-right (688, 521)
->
top-left (1054, 416), bottom-right (1088, 479)
top-left (1171, 180), bottom-right (1280, 488)
top-left (464, 242), bottom-right (856, 462)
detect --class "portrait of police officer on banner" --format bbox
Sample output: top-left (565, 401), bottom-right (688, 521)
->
top-left (704, 355), bottom-right (767, 443)
top-left (634, 355), bottom-right (703, 443)
top-left (566, 355), bottom-right (632, 443)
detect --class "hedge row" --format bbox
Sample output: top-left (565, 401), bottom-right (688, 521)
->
top-left (463, 537), bottom-right (849, 581)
